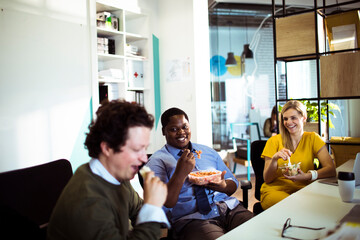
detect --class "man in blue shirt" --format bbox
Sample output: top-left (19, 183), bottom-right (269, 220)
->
top-left (146, 107), bottom-right (253, 240)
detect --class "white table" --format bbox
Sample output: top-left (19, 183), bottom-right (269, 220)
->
top-left (218, 160), bottom-right (360, 240)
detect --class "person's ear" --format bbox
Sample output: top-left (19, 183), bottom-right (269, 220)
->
top-left (162, 127), bottom-right (165, 136)
top-left (100, 141), bottom-right (111, 157)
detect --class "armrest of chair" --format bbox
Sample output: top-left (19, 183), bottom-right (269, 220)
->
top-left (240, 179), bottom-right (252, 209)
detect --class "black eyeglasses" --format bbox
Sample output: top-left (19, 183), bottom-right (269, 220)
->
top-left (281, 218), bottom-right (325, 240)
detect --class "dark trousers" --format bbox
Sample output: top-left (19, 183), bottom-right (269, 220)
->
top-left (172, 202), bottom-right (253, 240)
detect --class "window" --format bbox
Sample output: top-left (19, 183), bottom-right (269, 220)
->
top-left (209, 4), bottom-right (275, 150)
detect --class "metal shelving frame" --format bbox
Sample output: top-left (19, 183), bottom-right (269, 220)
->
top-left (271, 0), bottom-right (360, 142)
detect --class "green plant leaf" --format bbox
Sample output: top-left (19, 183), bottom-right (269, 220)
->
top-left (276, 101), bottom-right (340, 129)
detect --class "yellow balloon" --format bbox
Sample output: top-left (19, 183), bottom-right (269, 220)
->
top-left (227, 55), bottom-right (242, 76)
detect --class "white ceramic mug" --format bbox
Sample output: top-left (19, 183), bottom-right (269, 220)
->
top-left (338, 171), bottom-right (355, 202)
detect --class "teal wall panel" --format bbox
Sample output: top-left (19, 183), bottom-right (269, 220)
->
top-left (153, 35), bottom-right (161, 130)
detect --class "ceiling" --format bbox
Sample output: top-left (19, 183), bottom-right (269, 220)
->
top-left (208, 0), bottom-right (360, 27)
top-left (209, 3), bottom-right (273, 27)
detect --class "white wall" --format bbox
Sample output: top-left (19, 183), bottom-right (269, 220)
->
top-left (0, 0), bottom-right (92, 172)
top-left (0, 0), bottom-right (212, 172)
top-left (154, 0), bottom-right (212, 148)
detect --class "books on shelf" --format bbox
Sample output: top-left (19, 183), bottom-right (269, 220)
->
top-left (125, 44), bottom-right (142, 58)
top-left (99, 82), bottom-right (120, 103)
top-left (126, 90), bottom-right (144, 106)
top-left (97, 37), bottom-right (115, 54)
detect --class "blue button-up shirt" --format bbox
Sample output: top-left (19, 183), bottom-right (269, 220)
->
top-left (145, 142), bottom-right (239, 223)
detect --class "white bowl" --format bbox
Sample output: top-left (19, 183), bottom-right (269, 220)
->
top-left (279, 162), bottom-right (301, 176)
top-left (188, 170), bottom-right (222, 185)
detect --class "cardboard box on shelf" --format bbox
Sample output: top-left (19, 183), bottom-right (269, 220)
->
top-left (97, 37), bottom-right (108, 45)
top-left (96, 11), bottom-right (111, 21)
top-left (97, 20), bottom-right (106, 28)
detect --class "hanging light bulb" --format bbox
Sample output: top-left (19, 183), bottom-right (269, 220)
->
top-left (241, 16), bottom-right (253, 59)
top-left (226, 52), bottom-right (237, 66)
top-left (225, 21), bottom-right (237, 67)
top-left (242, 44), bottom-right (253, 59)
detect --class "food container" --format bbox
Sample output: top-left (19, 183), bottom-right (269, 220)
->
top-left (188, 170), bottom-right (222, 185)
top-left (279, 162), bottom-right (301, 176)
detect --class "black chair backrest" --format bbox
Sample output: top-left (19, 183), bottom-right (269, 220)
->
top-left (0, 159), bottom-right (73, 228)
top-left (250, 140), bottom-right (267, 201)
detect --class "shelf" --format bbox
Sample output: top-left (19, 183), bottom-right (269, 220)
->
top-left (97, 27), bottom-right (124, 37)
top-left (273, 1), bottom-right (360, 18)
top-left (125, 55), bottom-right (147, 61)
top-left (92, 0), bottom-right (150, 107)
top-left (98, 77), bottom-right (126, 84)
top-left (96, 0), bottom-right (121, 11)
top-left (126, 32), bottom-right (147, 42)
top-left (276, 48), bottom-right (360, 62)
top-left (276, 96), bottom-right (360, 102)
top-left (276, 53), bottom-right (318, 62)
top-left (127, 87), bottom-right (145, 91)
top-left (272, 0), bottom-right (360, 141)
top-left (98, 53), bottom-right (124, 61)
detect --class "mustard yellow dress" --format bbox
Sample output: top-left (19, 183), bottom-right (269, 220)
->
top-left (260, 132), bottom-right (325, 210)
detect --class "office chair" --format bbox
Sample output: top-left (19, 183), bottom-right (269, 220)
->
top-left (249, 140), bottom-right (267, 215)
top-left (0, 159), bottom-right (73, 239)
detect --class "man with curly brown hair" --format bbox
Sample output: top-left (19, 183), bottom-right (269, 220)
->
top-left (47, 100), bottom-right (169, 240)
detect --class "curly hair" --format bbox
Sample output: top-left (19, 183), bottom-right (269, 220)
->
top-left (161, 107), bottom-right (189, 129)
top-left (84, 100), bottom-right (154, 158)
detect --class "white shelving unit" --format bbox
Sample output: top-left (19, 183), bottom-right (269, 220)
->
top-left (90, 0), bottom-right (149, 111)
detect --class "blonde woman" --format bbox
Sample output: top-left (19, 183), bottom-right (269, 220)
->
top-left (260, 100), bottom-right (336, 210)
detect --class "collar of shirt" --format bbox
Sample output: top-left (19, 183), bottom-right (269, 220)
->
top-left (165, 142), bottom-right (197, 157)
top-left (89, 158), bottom-right (121, 185)
top-left (165, 142), bottom-right (202, 171)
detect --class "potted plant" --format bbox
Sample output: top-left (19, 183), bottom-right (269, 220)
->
top-left (299, 100), bottom-right (340, 129)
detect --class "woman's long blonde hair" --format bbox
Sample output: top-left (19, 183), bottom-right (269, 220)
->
top-left (279, 100), bottom-right (307, 152)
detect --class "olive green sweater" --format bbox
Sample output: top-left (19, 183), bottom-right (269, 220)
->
top-left (47, 163), bottom-right (161, 240)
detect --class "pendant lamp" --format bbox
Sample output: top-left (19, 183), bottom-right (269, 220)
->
top-left (242, 44), bottom-right (253, 59)
top-left (241, 17), bottom-right (253, 59)
top-left (225, 21), bottom-right (237, 67)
